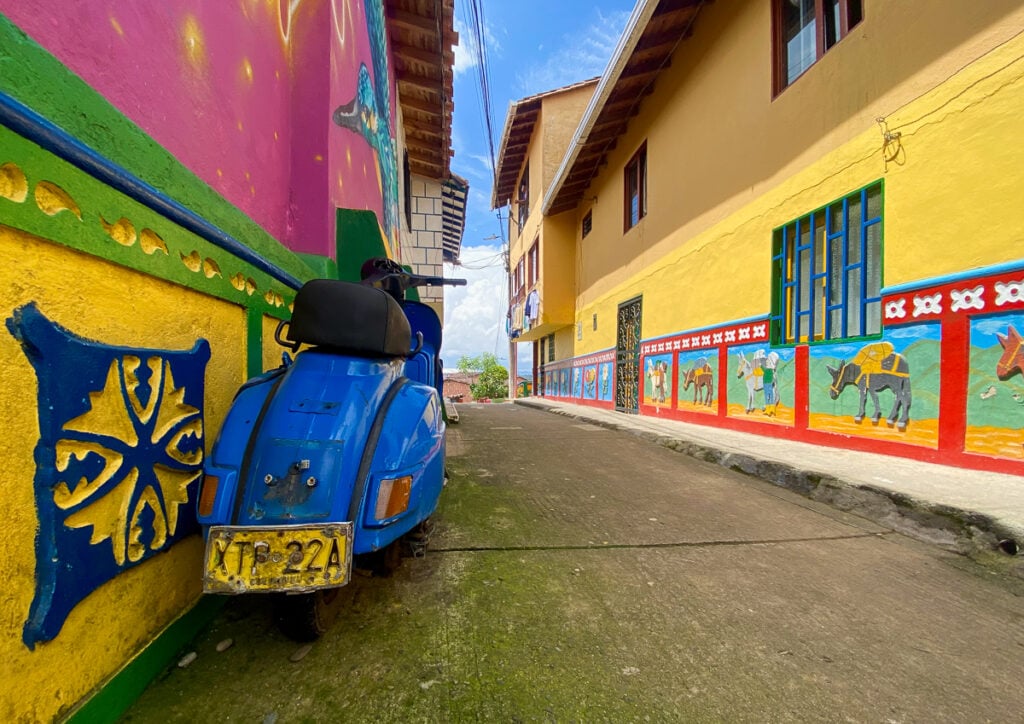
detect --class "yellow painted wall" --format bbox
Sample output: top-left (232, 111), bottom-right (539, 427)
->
top-left (534, 210), bottom-right (577, 335)
top-left (571, 0), bottom-right (1024, 354)
top-left (0, 227), bottom-right (248, 722)
top-left (540, 83), bottom-right (596, 193)
top-left (510, 84), bottom-right (594, 264)
top-left (552, 324), bottom-right (576, 365)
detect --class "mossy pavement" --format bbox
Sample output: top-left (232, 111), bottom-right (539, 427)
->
top-left (122, 403), bottom-right (1024, 723)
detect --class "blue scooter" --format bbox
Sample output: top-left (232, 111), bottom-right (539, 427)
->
top-left (197, 258), bottom-right (465, 640)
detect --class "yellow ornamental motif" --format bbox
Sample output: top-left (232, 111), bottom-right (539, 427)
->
top-left (100, 215), bottom-right (138, 247)
top-left (55, 355), bottom-right (203, 566)
top-left (139, 228), bottom-right (169, 255)
top-left (34, 181), bottom-right (82, 219)
top-left (180, 250), bottom-right (202, 272)
top-left (0, 162), bottom-right (28, 202)
top-left (203, 257), bottom-right (222, 278)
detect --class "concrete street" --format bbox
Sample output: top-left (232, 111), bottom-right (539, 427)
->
top-left (123, 403), bottom-right (1024, 723)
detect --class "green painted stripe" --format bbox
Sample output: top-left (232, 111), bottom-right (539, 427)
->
top-left (335, 209), bottom-right (388, 283)
top-left (247, 307), bottom-right (266, 379)
top-left (65, 595), bottom-right (225, 724)
top-left (297, 252), bottom-right (339, 281)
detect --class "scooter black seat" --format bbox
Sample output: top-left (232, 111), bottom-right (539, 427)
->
top-left (287, 279), bottom-right (412, 358)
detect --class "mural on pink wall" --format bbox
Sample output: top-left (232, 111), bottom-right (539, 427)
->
top-left (330, 0), bottom-right (400, 257)
top-left (2, 1), bottom-right (394, 258)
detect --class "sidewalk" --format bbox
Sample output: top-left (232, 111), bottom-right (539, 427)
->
top-left (514, 397), bottom-right (1024, 568)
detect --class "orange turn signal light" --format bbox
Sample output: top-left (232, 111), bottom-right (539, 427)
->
top-left (198, 474), bottom-right (219, 517)
top-left (374, 476), bottom-right (412, 521)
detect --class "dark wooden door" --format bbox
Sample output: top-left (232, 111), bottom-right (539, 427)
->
top-left (615, 296), bottom-right (642, 413)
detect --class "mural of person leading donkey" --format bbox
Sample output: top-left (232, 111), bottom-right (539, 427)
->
top-left (826, 342), bottom-right (912, 431)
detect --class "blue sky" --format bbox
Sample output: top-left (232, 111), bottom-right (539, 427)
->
top-left (439, 0), bottom-right (634, 372)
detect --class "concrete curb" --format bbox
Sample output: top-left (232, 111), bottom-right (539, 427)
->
top-left (514, 398), bottom-right (1024, 576)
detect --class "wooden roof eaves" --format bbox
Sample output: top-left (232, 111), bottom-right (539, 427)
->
top-left (492, 105), bottom-right (540, 207)
top-left (386, 0), bottom-right (458, 180)
top-left (387, 7), bottom-right (438, 35)
top-left (492, 78), bottom-right (599, 208)
top-left (543, 0), bottom-right (708, 216)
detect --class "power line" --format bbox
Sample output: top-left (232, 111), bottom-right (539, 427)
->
top-left (461, 0), bottom-right (498, 191)
top-left (458, 0), bottom-right (508, 259)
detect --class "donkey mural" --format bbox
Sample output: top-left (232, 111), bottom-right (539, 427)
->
top-left (996, 324), bottom-right (1024, 450)
top-left (996, 325), bottom-right (1024, 381)
top-left (826, 341), bottom-right (912, 430)
top-left (682, 358), bottom-right (714, 406)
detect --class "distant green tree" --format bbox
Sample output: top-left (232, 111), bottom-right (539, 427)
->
top-left (457, 353), bottom-right (508, 400)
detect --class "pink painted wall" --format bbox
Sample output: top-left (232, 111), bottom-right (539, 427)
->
top-left (2, 0), bottom-right (395, 259)
top-left (329, 0), bottom-right (401, 256)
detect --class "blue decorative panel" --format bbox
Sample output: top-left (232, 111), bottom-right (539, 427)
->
top-left (598, 362), bottom-right (613, 401)
top-left (582, 365), bottom-right (597, 400)
top-left (6, 304), bottom-right (210, 648)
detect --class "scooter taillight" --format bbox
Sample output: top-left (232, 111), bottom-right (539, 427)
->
top-left (198, 474), bottom-right (219, 517)
top-left (374, 476), bottom-right (412, 521)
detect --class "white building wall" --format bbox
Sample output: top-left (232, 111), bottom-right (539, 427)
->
top-left (409, 175), bottom-right (446, 304)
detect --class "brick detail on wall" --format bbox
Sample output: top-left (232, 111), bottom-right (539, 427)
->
top-left (408, 176), bottom-right (446, 303)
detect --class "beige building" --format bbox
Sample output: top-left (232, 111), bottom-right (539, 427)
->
top-left (492, 78), bottom-right (600, 384)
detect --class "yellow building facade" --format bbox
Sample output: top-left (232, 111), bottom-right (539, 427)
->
top-left (499, 0), bottom-right (1024, 474)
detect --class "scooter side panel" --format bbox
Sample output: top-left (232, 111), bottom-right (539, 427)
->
top-left (352, 382), bottom-right (446, 554)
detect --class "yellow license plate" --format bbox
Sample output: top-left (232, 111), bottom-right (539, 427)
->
top-left (203, 523), bottom-right (353, 594)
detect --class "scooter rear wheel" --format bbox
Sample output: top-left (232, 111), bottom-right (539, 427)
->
top-left (274, 589), bottom-right (341, 642)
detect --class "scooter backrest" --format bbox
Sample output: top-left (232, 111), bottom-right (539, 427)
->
top-left (288, 279), bottom-right (411, 358)
top-left (401, 300), bottom-right (443, 391)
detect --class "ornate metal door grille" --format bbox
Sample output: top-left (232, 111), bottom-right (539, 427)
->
top-left (615, 296), bottom-right (642, 413)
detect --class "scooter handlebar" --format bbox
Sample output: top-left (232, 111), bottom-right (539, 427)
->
top-left (411, 275), bottom-right (467, 287)
top-left (362, 270), bottom-right (466, 290)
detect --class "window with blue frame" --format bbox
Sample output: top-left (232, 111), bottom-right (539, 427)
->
top-left (770, 181), bottom-right (882, 344)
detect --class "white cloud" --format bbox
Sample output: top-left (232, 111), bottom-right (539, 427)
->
top-left (973, 316), bottom-right (1024, 337)
top-left (514, 9), bottom-right (630, 96)
top-left (440, 244), bottom-right (533, 377)
top-left (441, 244), bottom-right (507, 365)
top-left (453, 16), bottom-right (502, 78)
top-left (465, 153), bottom-right (495, 182)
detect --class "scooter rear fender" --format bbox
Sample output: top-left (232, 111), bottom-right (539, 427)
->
top-left (200, 351), bottom-right (402, 529)
top-left (200, 367), bottom-right (284, 524)
top-left (352, 381), bottom-right (446, 554)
